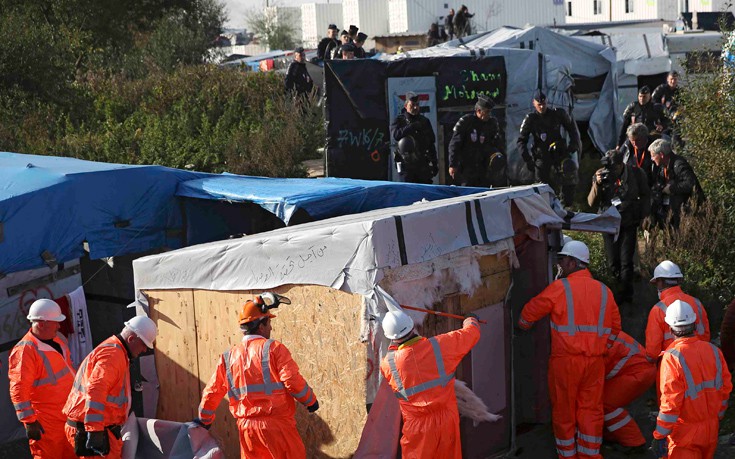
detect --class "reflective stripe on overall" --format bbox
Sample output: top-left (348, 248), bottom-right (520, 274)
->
top-left (655, 298), bottom-right (706, 341)
top-left (550, 279), bottom-right (610, 336)
top-left (72, 343), bottom-right (129, 424)
top-left (225, 339), bottom-right (285, 400)
top-left (14, 337), bottom-right (73, 421)
top-left (385, 337), bottom-right (455, 401)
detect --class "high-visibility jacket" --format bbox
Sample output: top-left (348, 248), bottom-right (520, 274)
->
top-left (379, 317), bottom-right (480, 459)
top-left (605, 331), bottom-right (651, 380)
top-left (63, 335), bottom-right (131, 431)
top-left (9, 330), bottom-right (76, 425)
top-left (645, 286), bottom-right (709, 360)
top-left (519, 269), bottom-right (621, 357)
top-left (653, 337), bottom-right (732, 443)
top-left (198, 335), bottom-right (317, 424)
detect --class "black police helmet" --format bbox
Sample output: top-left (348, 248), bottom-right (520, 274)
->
top-left (398, 136), bottom-right (417, 156)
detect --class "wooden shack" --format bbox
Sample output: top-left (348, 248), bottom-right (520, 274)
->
top-left (132, 185), bottom-right (618, 458)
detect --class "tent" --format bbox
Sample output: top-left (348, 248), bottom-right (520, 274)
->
top-left (438, 26), bottom-right (619, 154)
top-left (132, 184), bottom-right (620, 457)
top-left (324, 47), bottom-right (575, 183)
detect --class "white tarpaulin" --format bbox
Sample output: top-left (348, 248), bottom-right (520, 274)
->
top-left (431, 26), bottom-right (619, 155)
top-left (133, 185), bottom-right (619, 296)
top-left (121, 414), bottom-right (224, 459)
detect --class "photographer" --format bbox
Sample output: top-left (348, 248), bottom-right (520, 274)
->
top-left (648, 139), bottom-right (704, 229)
top-left (588, 149), bottom-right (650, 303)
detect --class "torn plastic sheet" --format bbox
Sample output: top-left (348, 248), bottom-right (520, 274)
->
top-left (121, 413), bottom-right (224, 459)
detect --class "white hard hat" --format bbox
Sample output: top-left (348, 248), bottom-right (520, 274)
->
top-left (664, 300), bottom-right (696, 327)
top-left (650, 260), bottom-right (684, 284)
top-left (382, 310), bottom-right (414, 340)
top-left (27, 299), bottom-right (65, 322)
top-left (558, 240), bottom-right (590, 264)
top-left (124, 316), bottom-right (158, 349)
top-left (561, 234), bottom-right (573, 246)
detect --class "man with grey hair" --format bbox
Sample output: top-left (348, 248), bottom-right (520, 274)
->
top-left (619, 123), bottom-right (653, 186)
top-left (648, 138), bottom-right (704, 228)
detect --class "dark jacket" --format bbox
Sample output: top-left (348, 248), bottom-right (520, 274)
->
top-left (445, 14), bottom-right (454, 34)
top-left (317, 37), bottom-right (338, 61)
top-left (618, 100), bottom-right (669, 146)
top-left (588, 163), bottom-right (651, 228)
top-left (354, 46), bottom-right (366, 59)
top-left (619, 138), bottom-right (654, 186)
top-left (285, 61), bottom-right (313, 96)
top-left (517, 107), bottom-right (580, 162)
top-left (448, 113), bottom-right (502, 170)
top-left (652, 84), bottom-right (679, 107)
top-left (654, 152), bottom-right (704, 216)
top-left (390, 109), bottom-right (438, 167)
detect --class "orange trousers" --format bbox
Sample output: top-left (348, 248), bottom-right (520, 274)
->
top-left (603, 362), bottom-right (656, 447)
top-left (549, 355), bottom-right (605, 459)
top-left (400, 407), bottom-right (461, 459)
top-left (666, 419), bottom-right (719, 459)
top-left (63, 424), bottom-right (122, 459)
top-left (28, 419), bottom-right (76, 459)
top-left (236, 416), bottom-right (306, 459)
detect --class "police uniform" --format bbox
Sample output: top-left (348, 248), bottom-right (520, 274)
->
top-left (317, 25), bottom-right (339, 61)
top-left (354, 32), bottom-right (368, 59)
top-left (618, 88), bottom-right (669, 146)
top-left (517, 92), bottom-right (581, 206)
top-left (390, 92), bottom-right (438, 184)
top-left (331, 31), bottom-right (352, 60)
top-left (284, 48), bottom-right (313, 97)
top-left (448, 96), bottom-right (503, 187)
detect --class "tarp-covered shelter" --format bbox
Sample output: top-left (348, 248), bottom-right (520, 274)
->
top-left (133, 184), bottom-right (620, 458)
top-left (324, 47), bottom-right (576, 183)
top-left (438, 26), bottom-right (618, 154)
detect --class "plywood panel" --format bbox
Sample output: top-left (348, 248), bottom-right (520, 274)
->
top-left (146, 289), bottom-right (201, 422)
top-left (149, 285), bottom-right (366, 459)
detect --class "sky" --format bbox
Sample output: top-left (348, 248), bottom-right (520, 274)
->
top-left (224, 0), bottom-right (342, 29)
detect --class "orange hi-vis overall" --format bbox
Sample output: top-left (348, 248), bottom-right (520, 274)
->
top-left (198, 335), bottom-right (317, 459)
top-left (519, 269), bottom-right (621, 459)
top-left (380, 317), bottom-right (480, 459)
top-left (9, 330), bottom-right (77, 459)
top-left (63, 335), bottom-right (131, 459)
top-left (654, 337), bottom-right (732, 458)
top-left (645, 286), bottom-right (710, 360)
top-left (602, 331), bottom-right (656, 447)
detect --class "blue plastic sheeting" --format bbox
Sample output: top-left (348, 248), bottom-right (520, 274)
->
top-left (176, 175), bottom-right (488, 225)
top-left (0, 152), bottom-right (206, 274)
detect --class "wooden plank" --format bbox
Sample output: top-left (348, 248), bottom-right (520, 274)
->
top-left (176, 285), bottom-right (368, 458)
top-left (146, 289), bottom-right (201, 422)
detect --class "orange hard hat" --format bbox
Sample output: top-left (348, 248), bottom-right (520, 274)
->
top-left (238, 299), bottom-right (276, 325)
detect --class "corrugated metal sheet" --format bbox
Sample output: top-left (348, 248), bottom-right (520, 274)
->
top-left (301, 3), bottom-right (343, 48)
top-left (343, 0), bottom-right (390, 38)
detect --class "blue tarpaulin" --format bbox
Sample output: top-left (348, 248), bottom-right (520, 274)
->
top-left (0, 152), bottom-right (206, 274)
top-left (0, 152), bottom-right (489, 275)
top-left (176, 175), bottom-right (488, 224)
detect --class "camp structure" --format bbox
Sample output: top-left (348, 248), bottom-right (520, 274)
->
top-left (324, 45), bottom-right (577, 185)
top-left (438, 26), bottom-right (619, 155)
top-left (132, 184), bottom-right (619, 457)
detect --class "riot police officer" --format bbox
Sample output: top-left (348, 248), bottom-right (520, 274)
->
top-left (284, 47), bottom-right (313, 98)
top-left (390, 92), bottom-right (438, 184)
top-left (317, 24), bottom-right (339, 62)
top-left (517, 90), bottom-right (581, 206)
top-left (448, 95), bottom-right (504, 187)
top-left (652, 71), bottom-right (680, 111)
top-left (617, 86), bottom-right (669, 147)
top-left (331, 30), bottom-right (352, 60)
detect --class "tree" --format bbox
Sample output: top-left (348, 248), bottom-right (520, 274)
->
top-left (247, 6), bottom-right (298, 51)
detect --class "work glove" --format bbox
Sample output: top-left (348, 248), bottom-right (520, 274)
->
top-left (108, 424), bottom-right (122, 440)
top-left (429, 161), bottom-right (439, 177)
top-left (24, 421), bottom-right (44, 441)
top-left (465, 312), bottom-right (479, 320)
top-left (86, 430), bottom-right (107, 455)
top-left (650, 437), bottom-right (668, 458)
top-left (307, 400), bottom-right (320, 413)
top-left (190, 418), bottom-right (211, 430)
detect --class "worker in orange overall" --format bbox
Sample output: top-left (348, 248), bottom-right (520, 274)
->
top-left (379, 308), bottom-right (480, 459)
top-left (195, 293), bottom-right (318, 458)
top-left (645, 260), bottom-right (710, 360)
top-left (602, 331), bottom-right (656, 453)
top-left (63, 315), bottom-right (157, 459)
top-left (8, 299), bottom-right (77, 459)
top-left (650, 300), bottom-right (732, 458)
top-left (518, 240), bottom-right (621, 459)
